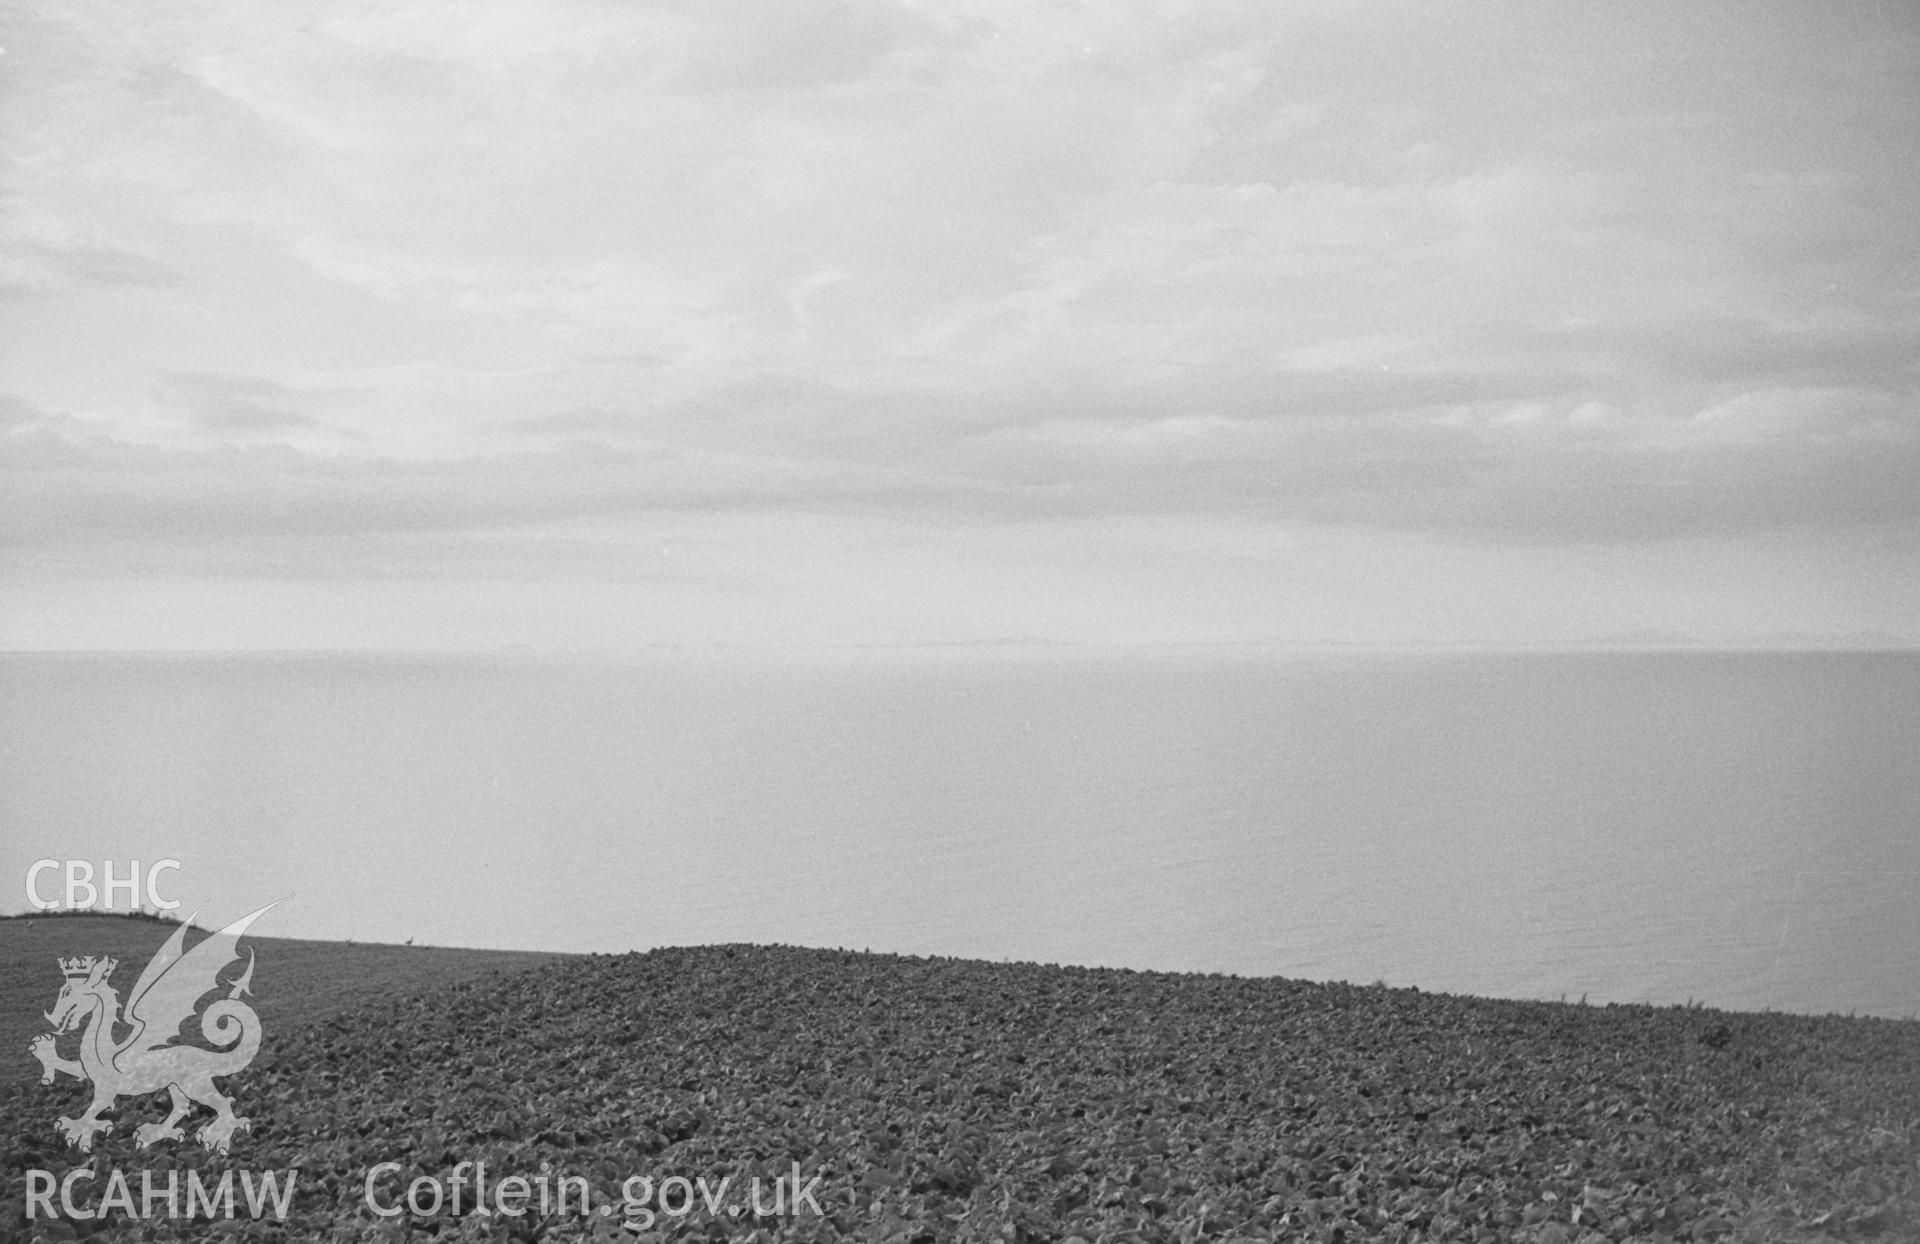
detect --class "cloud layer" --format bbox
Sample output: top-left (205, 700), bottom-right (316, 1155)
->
top-left (3, 0), bottom-right (1917, 645)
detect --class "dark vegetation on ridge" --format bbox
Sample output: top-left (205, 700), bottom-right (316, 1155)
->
top-left (0, 909), bottom-right (186, 923)
top-left (4, 942), bottom-right (1917, 1243)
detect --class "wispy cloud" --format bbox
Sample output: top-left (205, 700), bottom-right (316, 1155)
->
top-left (3, 0), bottom-right (1917, 645)
top-left (0, 239), bottom-right (186, 295)
top-left (157, 371), bottom-right (318, 435)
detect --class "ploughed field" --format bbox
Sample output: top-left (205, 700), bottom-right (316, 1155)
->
top-left (5, 936), bottom-right (1918, 1243)
top-left (0, 913), bottom-right (565, 1066)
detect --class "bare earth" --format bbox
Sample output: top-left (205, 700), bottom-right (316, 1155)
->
top-left (3, 919), bottom-right (1917, 1241)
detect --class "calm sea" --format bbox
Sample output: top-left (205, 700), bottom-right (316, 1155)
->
top-left (2, 649), bottom-right (1915, 1018)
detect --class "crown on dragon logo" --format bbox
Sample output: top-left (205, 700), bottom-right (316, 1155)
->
top-left (59, 955), bottom-right (112, 979)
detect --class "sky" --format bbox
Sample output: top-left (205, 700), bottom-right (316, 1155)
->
top-left (2, 0), bottom-right (1916, 650)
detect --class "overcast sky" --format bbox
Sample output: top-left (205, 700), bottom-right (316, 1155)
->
top-left (2, 1), bottom-right (1916, 649)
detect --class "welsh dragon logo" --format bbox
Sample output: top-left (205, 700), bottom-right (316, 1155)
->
top-left (28, 904), bottom-right (274, 1155)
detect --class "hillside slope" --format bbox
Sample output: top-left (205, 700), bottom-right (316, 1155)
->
top-left (6, 941), bottom-right (1917, 1241)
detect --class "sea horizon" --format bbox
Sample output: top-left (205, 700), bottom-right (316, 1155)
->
top-left (6, 647), bottom-right (1915, 1020)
